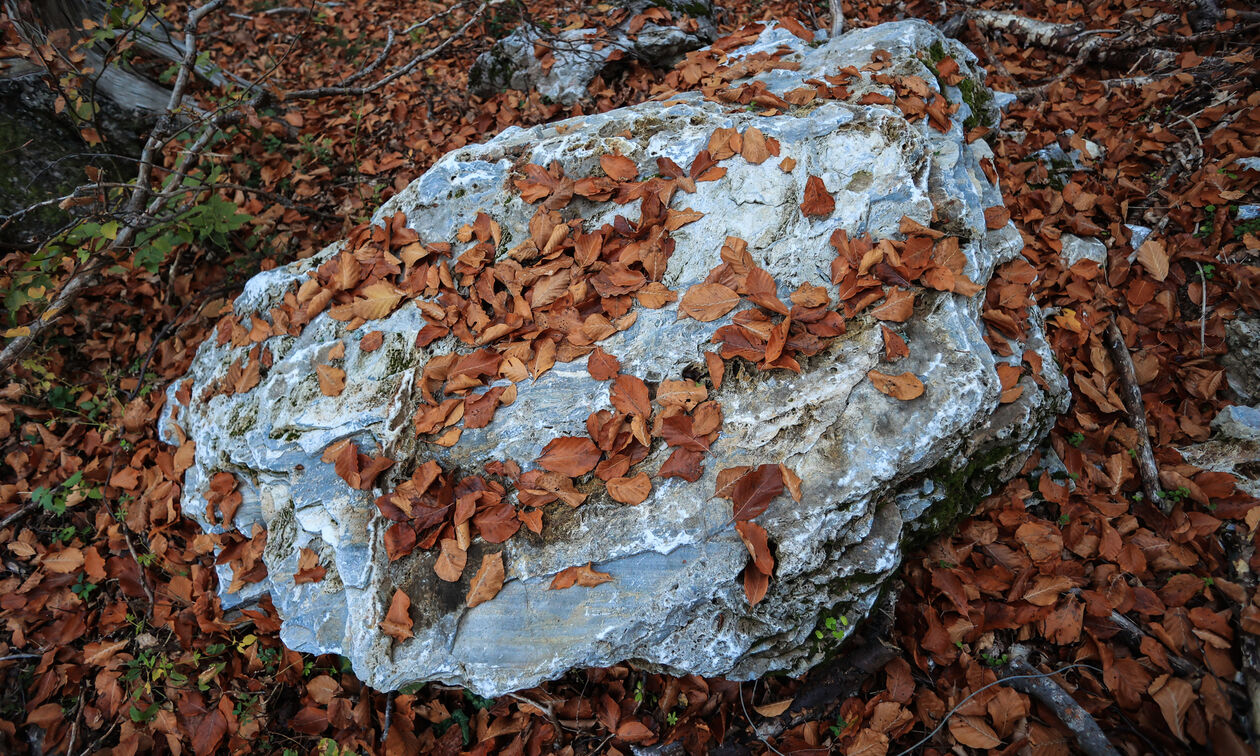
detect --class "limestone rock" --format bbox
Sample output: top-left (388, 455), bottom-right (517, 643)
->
top-left (162, 20), bottom-right (1067, 697)
top-left (1224, 315), bottom-right (1260, 404)
top-left (1059, 233), bottom-right (1106, 268)
top-left (468, 1), bottom-right (717, 105)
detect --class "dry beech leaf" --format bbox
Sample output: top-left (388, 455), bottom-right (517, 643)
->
top-left (744, 567), bottom-right (769, 606)
top-left (869, 287), bottom-right (915, 322)
top-left (466, 552), bottom-right (505, 608)
top-left (360, 330), bottom-right (384, 352)
top-left (984, 205), bottom-right (1011, 230)
top-left (881, 325), bottom-right (909, 361)
top-left (587, 347), bottom-right (621, 381)
top-left (736, 520), bottom-right (774, 575)
top-left (327, 341), bottom-right (346, 360)
top-left (1136, 238), bottom-right (1169, 281)
top-left (537, 436), bottom-right (602, 476)
top-left (380, 589), bottom-right (414, 643)
top-left (867, 370), bottom-right (925, 400)
top-left (705, 351), bottom-right (725, 390)
top-left (550, 562), bottom-right (614, 589)
top-left (294, 547), bottom-right (326, 584)
top-left (317, 364), bottom-right (346, 396)
top-left (434, 538), bottom-right (466, 582)
top-left (751, 699), bottom-right (793, 718)
top-left (800, 175), bottom-right (834, 217)
top-left (741, 127), bottom-right (771, 164)
top-left (779, 156), bottom-right (796, 172)
top-left (606, 472), bottom-right (651, 505)
top-left (779, 463), bottom-right (802, 502)
top-left (679, 282), bottom-right (740, 322)
top-left (948, 714), bottom-right (1001, 749)
top-left (600, 154), bottom-right (638, 182)
top-left (43, 547), bottom-right (85, 574)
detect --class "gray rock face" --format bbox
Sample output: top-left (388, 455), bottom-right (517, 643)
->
top-left (1224, 315), bottom-right (1260, 404)
top-left (469, 1), bottom-right (717, 105)
top-left (162, 20), bottom-right (1068, 697)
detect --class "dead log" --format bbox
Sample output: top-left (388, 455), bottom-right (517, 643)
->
top-left (1103, 318), bottom-right (1168, 514)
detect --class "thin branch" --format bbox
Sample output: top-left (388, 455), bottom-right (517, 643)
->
top-left (1103, 317), bottom-right (1168, 513)
top-left (283, 1), bottom-right (492, 99)
top-left (997, 647), bottom-right (1120, 756)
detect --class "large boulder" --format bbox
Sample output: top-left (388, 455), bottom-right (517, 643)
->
top-left (468, 1), bottom-right (718, 105)
top-left (161, 20), bottom-right (1068, 697)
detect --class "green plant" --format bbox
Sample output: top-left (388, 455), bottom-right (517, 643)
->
top-left (814, 614), bottom-right (849, 642)
top-left (1067, 431), bottom-right (1084, 447)
top-left (980, 651), bottom-right (1010, 667)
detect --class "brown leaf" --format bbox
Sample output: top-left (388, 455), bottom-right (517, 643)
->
top-left (751, 698), bottom-right (793, 717)
top-left (1136, 238), bottom-right (1169, 281)
top-left (466, 552), bottom-right (505, 608)
top-left (294, 547), bottom-right (326, 584)
top-left (741, 127), bottom-right (771, 164)
top-left (679, 282), bottom-right (740, 322)
top-left (380, 589), bottom-right (414, 643)
top-left (537, 436), bottom-right (602, 476)
top-left (658, 447), bottom-right (705, 482)
top-left (869, 288), bottom-right (915, 322)
top-left (800, 175), bottom-right (835, 217)
top-left (779, 463), bottom-right (802, 502)
top-left (984, 205), bottom-right (1011, 230)
top-left (724, 464), bottom-right (784, 521)
top-left (610, 374), bottom-right (652, 417)
top-left (867, 370), bottom-right (925, 400)
top-left (705, 351), bottom-right (725, 390)
top-left (601, 154), bottom-right (638, 182)
top-left (434, 538), bottom-right (467, 582)
top-left (616, 720), bottom-right (656, 744)
top-left (43, 547), bottom-right (85, 574)
top-left (736, 520), bottom-right (774, 574)
top-left (606, 472), bottom-right (652, 505)
top-left (779, 157), bottom-right (796, 172)
top-left (744, 566), bottom-right (769, 605)
top-left (360, 330), bottom-right (384, 352)
top-left (587, 348), bottom-right (621, 381)
top-left (317, 364), bottom-right (346, 396)
top-left (947, 714), bottom-right (1001, 749)
top-left (550, 562), bottom-right (614, 589)
top-left (881, 325), bottom-right (909, 361)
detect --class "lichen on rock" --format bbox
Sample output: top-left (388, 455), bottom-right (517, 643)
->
top-left (162, 20), bottom-right (1068, 697)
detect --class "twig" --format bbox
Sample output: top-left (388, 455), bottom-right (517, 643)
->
top-left (283, 2), bottom-right (493, 99)
top-left (892, 660), bottom-right (1105, 756)
top-left (997, 646), bottom-right (1120, 756)
top-left (1103, 317), bottom-right (1167, 513)
top-left (380, 690), bottom-right (394, 744)
top-left (738, 682), bottom-right (787, 756)
top-left (0, 502), bottom-right (39, 533)
top-left (1194, 262), bottom-right (1208, 355)
top-left (828, 0), bottom-right (843, 36)
top-left (0, 653), bottom-right (43, 662)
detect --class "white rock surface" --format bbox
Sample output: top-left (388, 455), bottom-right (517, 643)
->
top-left (162, 20), bottom-right (1067, 697)
top-left (1059, 232), bottom-right (1107, 268)
top-left (469, 1), bottom-right (717, 105)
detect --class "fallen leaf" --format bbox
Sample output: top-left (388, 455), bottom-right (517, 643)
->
top-left (550, 562), bottom-right (614, 589)
top-left (1136, 238), bottom-right (1169, 281)
top-left (800, 175), bottom-right (835, 217)
top-left (317, 364), bottom-right (346, 396)
top-left (380, 589), bottom-right (414, 643)
top-left (741, 127), bottom-right (771, 164)
top-left (537, 436), bottom-right (602, 476)
top-left (434, 538), bottom-right (466, 582)
top-left (705, 351), bottom-right (725, 390)
top-left (867, 370), bottom-right (925, 400)
top-left (601, 154), bottom-right (638, 182)
top-left (736, 520), bottom-right (774, 574)
top-left (466, 552), bottom-right (505, 608)
top-left (294, 547), bottom-right (326, 584)
top-left (587, 348), bottom-right (621, 381)
top-left (724, 464), bottom-right (784, 521)
top-left (606, 472), bottom-right (651, 505)
top-left (679, 282), bottom-right (740, 322)
top-left (984, 206), bottom-right (1011, 230)
top-left (869, 288), bottom-right (915, 322)
top-left (948, 714), bottom-right (1001, 749)
top-left (744, 566), bottom-right (769, 605)
top-left (751, 698), bottom-right (793, 717)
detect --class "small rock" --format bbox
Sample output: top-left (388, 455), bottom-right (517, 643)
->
top-left (1211, 405), bottom-right (1260, 442)
top-left (1058, 233), bottom-right (1106, 268)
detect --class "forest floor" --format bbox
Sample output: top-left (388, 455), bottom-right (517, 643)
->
top-left (1, 0), bottom-right (1259, 754)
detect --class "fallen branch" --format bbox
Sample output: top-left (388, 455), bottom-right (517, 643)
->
top-left (1103, 317), bottom-right (1168, 513)
top-left (997, 646), bottom-right (1120, 756)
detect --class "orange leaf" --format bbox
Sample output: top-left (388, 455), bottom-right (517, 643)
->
top-left (800, 175), bottom-right (834, 217)
top-left (537, 436), bottom-right (602, 476)
top-left (705, 351), bottom-right (725, 390)
top-left (467, 552), bottom-right (505, 608)
top-left (380, 589), bottom-right (414, 643)
top-left (587, 347), bottom-right (621, 381)
top-left (741, 127), bottom-right (771, 164)
top-left (606, 472), bottom-right (652, 505)
top-left (736, 520), bottom-right (774, 574)
top-left (601, 154), bottom-right (638, 182)
top-left (744, 566), bottom-right (769, 605)
top-left (867, 370), bottom-right (924, 400)
top-left (550, 562), bottom-right (614, 589)
top-left (434, 538), bottom-right (467, 582)
top-left (1136, 238), bottom-right (1169, 281)
top-left (869, 288), bottom-right (915, 322)
top-left (679, 282), bottom-right (740, 322)
top-left (317, 364), bottom-right (346, 396)
top-left (947, 714), bottom-right (1001, 749)
top-left (984, 206), bottom-right (1011, 230)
